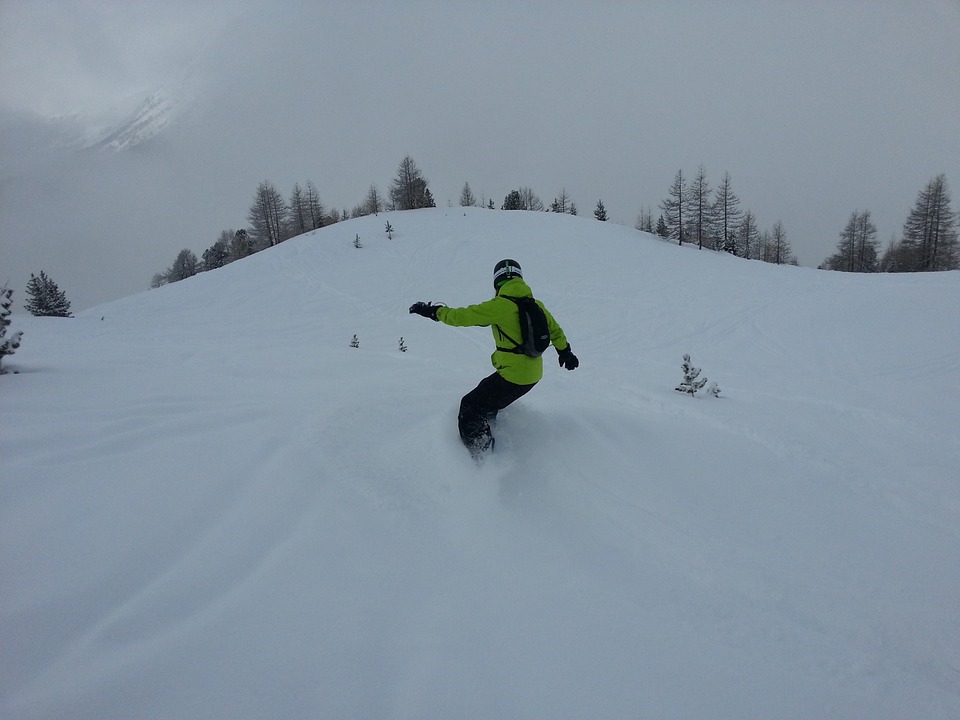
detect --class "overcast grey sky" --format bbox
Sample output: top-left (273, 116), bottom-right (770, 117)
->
top-left (2, 1), bottom-right (959, 311)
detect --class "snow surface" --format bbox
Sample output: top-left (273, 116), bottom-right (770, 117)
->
top-left (2, 208), bottom-right (959, 719)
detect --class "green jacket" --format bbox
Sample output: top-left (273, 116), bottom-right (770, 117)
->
top-left (436, 277), bottom-right (569, 385)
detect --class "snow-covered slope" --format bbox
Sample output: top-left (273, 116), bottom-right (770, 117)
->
top-left (2, 209), bottom-right (959, 719)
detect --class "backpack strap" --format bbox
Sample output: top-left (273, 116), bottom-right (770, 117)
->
top-left (494, 295), bottom-right (524, 353)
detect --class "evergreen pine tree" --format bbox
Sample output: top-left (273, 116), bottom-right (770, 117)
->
top-left (674, 354), bottom-right (720, 397)
top-left (655, 214), bottom-right (669, 238)
top-left (594, 199), bottom-right (608, 221)
top-left (675, 354), bottom-right (707, 395)
top-left (502, 187), bottom-right (542, 211)
top-left (1, 285), bottom-right (23, 373)
top-left (230, 229), bottom-right (253, 262)
top-left (202, 234), bottom-right (230, 271)
top-left (502, 190), bottom-right (524, 210)
top-left (24, 271), bottom-right (72, 317)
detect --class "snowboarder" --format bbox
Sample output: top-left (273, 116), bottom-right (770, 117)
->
top-left (409, 259), bottom-right (579, 459)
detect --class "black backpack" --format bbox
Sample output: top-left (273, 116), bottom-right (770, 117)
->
top-left (498, 296), bottom-right (551, 357)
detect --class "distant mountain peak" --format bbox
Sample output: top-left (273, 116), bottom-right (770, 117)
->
top-left (90, 90), bottom-right (178, 152)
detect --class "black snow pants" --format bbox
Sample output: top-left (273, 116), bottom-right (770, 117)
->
top-left (458, 372), bottom-right (536, 453)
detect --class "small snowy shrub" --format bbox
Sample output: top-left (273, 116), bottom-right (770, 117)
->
top-left (354, 234), bottom-right (363, 249)
top-left (399, 337), bottom-right (407, 352)
top-left (349, 334), bottom-right (360, 349)
top-left (385, 222), bottom-right (394, 240)
top-left (675, 354), bottom-right (720, 397)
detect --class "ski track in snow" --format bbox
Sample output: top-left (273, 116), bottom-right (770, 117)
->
top-left (2, 209), bottom-right (959, 719)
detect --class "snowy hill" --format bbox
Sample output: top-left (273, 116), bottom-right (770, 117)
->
top-left (2, 209), bottom-right (959, 719)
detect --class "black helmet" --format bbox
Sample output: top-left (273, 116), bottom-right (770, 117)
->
top-left (493, 258), bottom-right (522, 289)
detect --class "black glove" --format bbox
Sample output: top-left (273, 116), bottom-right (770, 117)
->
top-left (558, 345), bottom-right (579, 370)
top-left (409, 302), bottom-right (442, 321)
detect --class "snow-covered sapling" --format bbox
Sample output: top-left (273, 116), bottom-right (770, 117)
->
top-left (398, 337), bottom-right (407, 352)
top-left (1, 286), bottom-right (24, 374)
top-left (349, 334), bottom-right (360, 349)
top-left (385, 222), bottom-right (394, 240)
top-left (675, 353), bottom-right (708, 396)
top-left (354, 234), bottom-right (363, 249)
